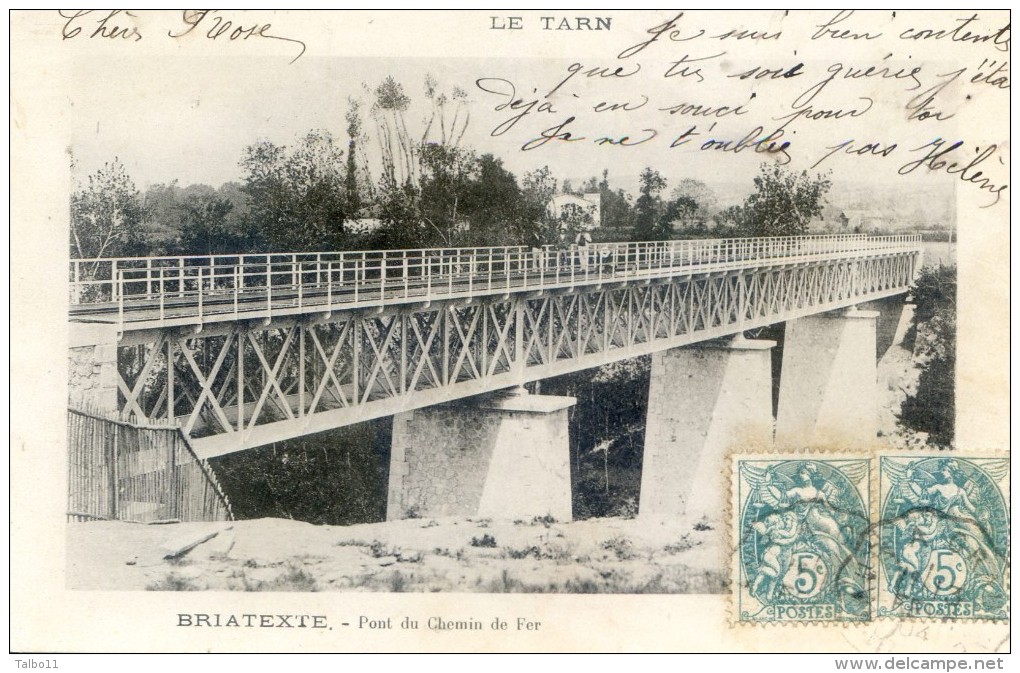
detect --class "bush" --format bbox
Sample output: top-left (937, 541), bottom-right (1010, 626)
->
top-left (470, 534), bottom-right (497, 548)
top-left (504, 546), bottom-right (543, 560)
top-left (899, 265), bottom-right (956, 447)
top-left (601, 535), bottom-right (635, 560)
top-left (208, 419), bottom-right (391, 525)
top-left (146, 572), bottom-right (202, 591)
top-left (369, 540), bottom-right (400, 558)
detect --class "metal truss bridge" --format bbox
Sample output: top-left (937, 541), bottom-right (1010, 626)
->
top-left (69, 235), bottom-right (923, 457)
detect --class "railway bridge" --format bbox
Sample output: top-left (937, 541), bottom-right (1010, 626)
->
top-left (68, 235), bottom-right (923, 522)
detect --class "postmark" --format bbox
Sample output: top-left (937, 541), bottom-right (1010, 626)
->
top-left (734, 455), bottom-right (872, 624)
top-left (878, 456), bottom-right (1009, 620)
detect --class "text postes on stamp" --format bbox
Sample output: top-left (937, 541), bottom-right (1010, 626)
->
top-left (878, 456), bottom-right (1009, 621)
top-left (735, 456), bottom-right (872, 624)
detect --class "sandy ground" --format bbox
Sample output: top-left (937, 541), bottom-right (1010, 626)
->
top-left (67, 514), bottom-right (727, 593)
top-left (876, 340), bottom-right (929, 449)
top-left (66, 339), bottom-right (927, 594)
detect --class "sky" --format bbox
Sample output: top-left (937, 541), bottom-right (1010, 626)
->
top-left (70, 55), bottom-right (732, 194)
top-left (64, 25), bottom-right (962, 207)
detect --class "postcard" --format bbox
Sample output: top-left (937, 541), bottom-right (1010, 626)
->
top-left (10, 9), bottom-right (1009, 654)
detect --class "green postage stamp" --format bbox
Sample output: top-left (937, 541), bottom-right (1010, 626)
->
top-left (878, 456), bottom-right (1010, 620)
top-left (733, 453), bottom-right (1010, 625)
top-left (734, 456), bottom-right (872, 624)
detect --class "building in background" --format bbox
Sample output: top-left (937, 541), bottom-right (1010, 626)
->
top-left (547, 192), bottom-right (601, 232)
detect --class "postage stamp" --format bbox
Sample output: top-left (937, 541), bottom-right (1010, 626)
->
top-left (878, 456), bottom-right (1010, 621)
top-left (733, 455), bottom-right (872, 624)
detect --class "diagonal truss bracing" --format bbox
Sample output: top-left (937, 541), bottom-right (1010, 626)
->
top-left (113, 252), bottom-right (919, 457)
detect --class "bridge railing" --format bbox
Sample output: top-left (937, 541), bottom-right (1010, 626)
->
top-left (69, 234), bottom-right (922, 323)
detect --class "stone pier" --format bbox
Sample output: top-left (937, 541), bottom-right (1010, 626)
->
top-left (775, 308), bottom-right (879, 448)
top-left (386, 388), bottom-right (576, 522)
top-left (639, 336), bottom-right (775, 523)
top-left (68, 323), bottom-right (119, 412)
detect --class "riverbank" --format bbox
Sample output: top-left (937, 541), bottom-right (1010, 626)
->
top-left (67, 514), bottom-right (726, 593)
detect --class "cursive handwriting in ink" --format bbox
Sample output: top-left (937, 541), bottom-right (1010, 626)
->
top-left (60, 10), bottom-right (142, 41)
top-left (594, 129), bottom-right (658, 146)
top-left (711, 26), bottom-right (781, 42)
top-left (658, 97), bottom-right (751, 118)
top-left (521, 117), bottom-right (586, 151)
top-left (810, 138), bottom-right (898, 169)
top-left (775, 97), bottom-right (874, 130)
top-left (729, 62), bottom-right (804, 81)
top-left (899, 13), bottom-right (1010, 53)
top-left (169, 10), bottom-right (306, 63)
top-left (593, 96), bottom-right (649, 113)
top-left (663, 52), bottom-right (725, 83)
top-left (906, 68), bottom-right (965, 122)
top-left (617, 11), bottom-right (686, 59)
top-left (792, 56), bottom-right (923, 110)
top-left (700, 126), bottom-right (792, 164)
top-left (812, 10), bottom-right (883, 41)
top-left (971, 59), bottom-right (1010, 89)
top-left (899, 139), bottom-right (1008, 206)
top-left (476, 78), bottom-right (558, 135)
top-left (545, 62), bottom-right (641, 98)
top-left (669, 125), bottom-right (702, 147)
top-left (618, 11), bottom-right (782, 58)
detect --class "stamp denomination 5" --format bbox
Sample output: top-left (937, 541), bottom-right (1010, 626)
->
top-left (734, 456), bottom-right (872, 624)
top-left (878, 456), bottom-right (1009, 620)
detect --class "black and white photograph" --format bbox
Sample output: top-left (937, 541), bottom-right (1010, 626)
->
top-left (11, 9), bottom-right (1009, 655)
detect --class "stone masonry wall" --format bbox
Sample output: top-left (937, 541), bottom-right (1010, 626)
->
top-left (389, 407), bottom-right (502, 519)
top-left (387, 399), bottom-right (573, 521)
top-left (68, 342), bottom-right (118, 412)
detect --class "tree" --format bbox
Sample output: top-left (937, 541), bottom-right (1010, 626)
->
top-left (415, 143), bottom-right (476, 247)
top-left (70, 158), bottom-right (146, 264)
top-left (367, 74), bottom-right (475, 248)
top-left (460, 153), bottom-right (536, 246)
top-left (555, 200), bottom-right (598, 241)
top-left (605, 189), bottom-right (635, 231)
top-left (522, 165), bottom-right (558, 209)
top-left (216, 181), bottom-right (254, 246)
top-left (344, 98), bottom-right (365, 215)
top-left (422, 74), bottom-right (470, 148)
top-left (598, 170), bottom-right (634, 231)
top-left (739, 163), bottom-right (832, 237)
top-left (899, 265), bottom-right (956, 447)
top-left (658, 195), bottom-right (698, 236)
top-left (239, 130), bottom-right (351, 252)
top-left (632, 167), bottom-right (666, 241)
top-left (670, 178), bottom-right (717, 228)
top-left (714, 204), bottom-right (748, 230)
top-left (137, 182), bottom-right (185, 255)
top-left (370, 74), bottom-right (469, 194)
top-left (522, 165), bottom-right (561, 245)
top-left (372, 76), bottom-right (415, 189)
top-left (210, 421), bottom-right (390, 525)
top-left (176, 186), bottom-right (238, 256)
top-left (136, 181), bottom-right (253, 256)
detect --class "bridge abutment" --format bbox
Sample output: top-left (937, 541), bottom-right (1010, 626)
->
top-left (639, 336), bottom-right (775, 524)
top-left (775, 308), bottom-right (879, 448)
top-left (68, 323), bottom-right (120, 412)
top-left (387, 388), bottom-right (576, 522)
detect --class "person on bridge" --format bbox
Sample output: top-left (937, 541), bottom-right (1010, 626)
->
top-left (575, 230), bottom-right (593, 271)
top-left (556, 228), bottom-right (570, 269)
top-left (531, 229), bottom-right (547, 274)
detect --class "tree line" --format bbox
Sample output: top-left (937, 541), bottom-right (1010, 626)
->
top-left (70, 73), bottom-right (833, 262)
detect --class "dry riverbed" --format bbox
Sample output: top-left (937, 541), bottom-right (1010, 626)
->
top-left (67, 514), bottom-right (727, 594)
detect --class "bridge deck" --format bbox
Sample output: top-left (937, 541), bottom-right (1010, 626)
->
top-left (70, 234), bottom-right (924, 456)
top-left (70, 235), bottom-right (922, 332)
